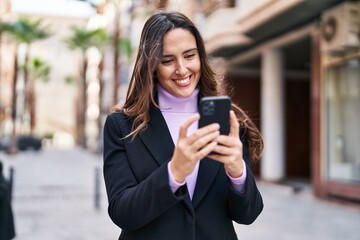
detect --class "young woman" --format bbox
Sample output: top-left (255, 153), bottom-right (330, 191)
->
top-left (103, 10), bottom-right (264, 240)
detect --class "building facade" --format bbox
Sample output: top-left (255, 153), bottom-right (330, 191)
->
top-left (0, 0), bottom-right (94, 148)
top-left (193, 0), bottom-right (360, 203)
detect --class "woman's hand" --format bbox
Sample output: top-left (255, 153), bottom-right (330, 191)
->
top-left (170, 114), bottom-right (220, 183)
top-left (209, 111), bottom-right (244, 178)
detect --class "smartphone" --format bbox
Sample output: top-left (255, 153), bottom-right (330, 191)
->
top-left (198, 96), bottom-right (231, 135)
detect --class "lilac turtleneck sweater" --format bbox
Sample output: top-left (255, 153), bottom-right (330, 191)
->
top-left (157, 84), bottom-right (247, 199)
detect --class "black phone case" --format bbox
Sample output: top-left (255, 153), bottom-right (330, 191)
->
top-left (199, 96), bottom-right (230, 135)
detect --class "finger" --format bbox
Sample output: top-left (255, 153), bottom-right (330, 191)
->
top-left (192, 130), bottom-right (220, 151)
top-left (188, 123), bottom-right (220, 144)
top-left (207, 153), bottom-right (227, 164)
top-left (214, 135), bottom-right (236, 148)
top-left (229, 110), bottom-right (240, 138)
top-left (212, 144), bottom-right (233, 156)
top-left (196, 141), bottom-right (218, 159)
top-left (212, 135), bottom-right (243, 158)
top-left (179, 113), bottom-right (200, 139)
top-left (208, 153), bottom-right (243, 175)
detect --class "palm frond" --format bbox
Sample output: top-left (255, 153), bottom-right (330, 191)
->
top-left (64, 26), bottom-right (109, 51)
top-left (0, 16), bottom-right (50, 44)
top-left (29, 57), bottom-right (51, 82)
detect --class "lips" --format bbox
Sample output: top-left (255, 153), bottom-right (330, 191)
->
top-left (174, 75), bottom-right (191, 87)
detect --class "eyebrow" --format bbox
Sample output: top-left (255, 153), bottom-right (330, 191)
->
top-left (162, 48), bottom-right (198, 58)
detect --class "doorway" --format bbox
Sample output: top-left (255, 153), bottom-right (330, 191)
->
top-left (226, 37), bottom-right (311, 180)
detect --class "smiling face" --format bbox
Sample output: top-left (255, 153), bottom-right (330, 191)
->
top-left (156, 28), bottom-right (201, 98)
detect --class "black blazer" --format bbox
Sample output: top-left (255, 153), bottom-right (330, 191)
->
top-left (103, 106), bottom-right (263, 240)
top-left (0, 162), bottom-right (16, 240)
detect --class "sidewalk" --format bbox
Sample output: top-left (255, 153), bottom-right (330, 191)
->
top-left (1, 147), bottom-right (360, 240)
top-left (1, 147), bottom-right (119, 240)
top-left (235, 182), bottom-right (360, 240)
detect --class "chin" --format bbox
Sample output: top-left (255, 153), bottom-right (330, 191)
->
top-left (177, 91), bottom-right (194, 98)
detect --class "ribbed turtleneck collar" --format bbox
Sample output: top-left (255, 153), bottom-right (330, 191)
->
top-left (157, 84), bottom-right (199, 113)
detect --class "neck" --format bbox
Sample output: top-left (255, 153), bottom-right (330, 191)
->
top-left (157, 84), bottom-right (199, 113)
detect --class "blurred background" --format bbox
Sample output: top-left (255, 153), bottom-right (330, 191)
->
top-left (0, 0), bottom-right (360, 239)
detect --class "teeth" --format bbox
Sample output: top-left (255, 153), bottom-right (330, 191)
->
top-left (175, 77), bottom-right (190, 84)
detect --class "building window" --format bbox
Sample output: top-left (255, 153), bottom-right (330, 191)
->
top-left (326, 58), bottom-right (360, 183)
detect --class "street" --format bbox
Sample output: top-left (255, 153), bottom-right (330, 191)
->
top-left (1, 148), bottom-right (119, 240)
top-left (1, 147), bottom-right (360, 240)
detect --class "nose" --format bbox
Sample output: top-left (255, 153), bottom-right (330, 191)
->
top-left (175, 60), bottom-right (187, 76)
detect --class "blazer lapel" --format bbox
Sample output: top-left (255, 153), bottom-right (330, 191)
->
top-left (140, 107), bottom-right (222, 211)
top-left (192, 157), bottom-right (221, 208)
top-left (140, 106), bottom-right (194, 215)
top-left (140, 106), bottom-right (222, 209)
top-left (140, 106), bottom-right (175, 166)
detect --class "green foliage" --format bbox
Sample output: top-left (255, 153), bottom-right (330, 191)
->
top-left (0, 21), bottom-right (11, 33)
top-left (0, 16), bottom-right (50, 44)
top-left (42, 132), bottom-right (54, 140)
top-left (118, 37), bottom-right (133, 60)
top-left (64, 74), bottom-right (77, 85)
top-left (64, 27), bottom-right (109, 52)
top-left (29, 57), bottom-right (51, 82)
top-left (91, 28), bottom-right (110, 48)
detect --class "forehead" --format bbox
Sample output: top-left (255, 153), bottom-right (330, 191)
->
top-left (162, 28), bottom-right (197, 54)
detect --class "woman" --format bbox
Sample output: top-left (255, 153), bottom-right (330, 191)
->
top-left (103, 10), bottom-right (264, 240)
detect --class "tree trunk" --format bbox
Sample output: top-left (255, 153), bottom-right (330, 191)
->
top-left (74, 91), bottom-right (80, 145)
top-left (97, 55), bottom-right (104, 153)
top-left (78, 56), bottom-right (87, 148)
top-left (29, 80), bottom-right (36, 134)
top-left (0, 32), bottom-right (3, 128)
top-left (23, 45), bottom-right (30, 134)
top-left (0, 32), bottom-right (2, 100)
top-left (8, 48), bottom-right (18, 154)
top-left (112, 15), bottom-right (120, 106)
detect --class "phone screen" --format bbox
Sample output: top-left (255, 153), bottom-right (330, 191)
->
top-left (198, 96), bottom-right (230, 135)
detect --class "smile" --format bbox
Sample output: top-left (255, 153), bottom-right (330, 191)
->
top-left (174, 75), bottom-right (191, 86)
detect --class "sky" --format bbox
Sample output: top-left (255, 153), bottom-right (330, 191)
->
top-left (12, 0), bottom-right (96, 18)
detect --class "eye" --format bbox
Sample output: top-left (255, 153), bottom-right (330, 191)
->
top-left (184, 50), bottom-right (198, 60)
top-left (161, 58), bottom-right (174, 65)
top-left (185, 53), bottom-right (196, 60)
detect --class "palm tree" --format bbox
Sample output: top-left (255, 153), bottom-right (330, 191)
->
top-left (18, 17), bottom-right (49, 134)
top-left (6, 17), bottom-right (49, 127)
top-left (0, 23), bottom-right (3, 98)
top-left (0, 17), bottom-right (49, 153)
top-left (0, 22), bottom-right (6, 128)
top-left (0, 21), bottom-right (21, 153)
top-left (75, 0), bottom-right (121, 106)
top-left (78, 27), bottom-right (109, 152)
top-left (112, 0), bottom-right (121, 106)
top-left (90, 29), bottom-right (109, 152)
top-left (65, 27), bottom-right (108, 148)
top-left (27, 57), bottom-right (51, 134)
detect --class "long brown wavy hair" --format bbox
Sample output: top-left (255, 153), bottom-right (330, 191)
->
top-left (113, 10), bottom-right (263, 162)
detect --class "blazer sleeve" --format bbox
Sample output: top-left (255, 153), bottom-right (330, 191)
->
top-left (227, 131), bottom-right (264, 224)
top-left (103, 114), bottom-right (186, 231)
